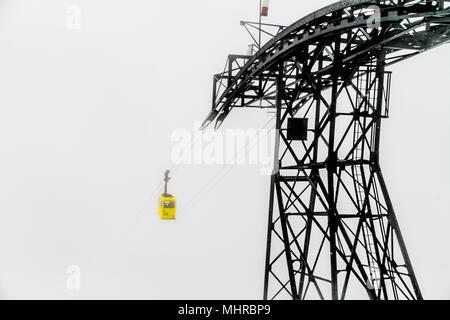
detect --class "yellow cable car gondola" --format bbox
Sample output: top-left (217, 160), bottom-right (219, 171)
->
top-left (158, 170), bottom-right (177, 220)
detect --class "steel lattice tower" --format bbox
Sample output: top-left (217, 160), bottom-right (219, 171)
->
top-left (203, 0), bottom-right (450, 300)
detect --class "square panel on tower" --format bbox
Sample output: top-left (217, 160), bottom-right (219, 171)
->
top-left (287, 118), bottom-right (308, 141)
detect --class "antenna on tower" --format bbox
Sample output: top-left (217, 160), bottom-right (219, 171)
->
top-left (240, 1), bottom-right (286, 55)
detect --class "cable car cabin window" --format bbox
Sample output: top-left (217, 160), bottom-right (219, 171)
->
top-left (164, 201), bottom-right (176, 208)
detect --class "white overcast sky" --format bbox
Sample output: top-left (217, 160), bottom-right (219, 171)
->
top-left (0, 0), bottom-right (449, 299)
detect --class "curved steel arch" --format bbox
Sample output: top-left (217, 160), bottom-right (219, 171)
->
top-left (203, 0), bottom-right (450, 129)
top-left (203, 0), bottom-right (450, 300)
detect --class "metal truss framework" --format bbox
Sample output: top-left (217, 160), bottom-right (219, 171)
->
top-left (203, 0), bottom-right (450, 300)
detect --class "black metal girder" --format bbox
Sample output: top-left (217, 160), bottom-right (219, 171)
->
top-left (204, 0), bottom-right (450, 300)
top-left (203, 0), bottom-right (450, 130)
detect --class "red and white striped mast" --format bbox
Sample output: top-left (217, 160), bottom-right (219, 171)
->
top-left (259, 0), bottom-right (270, 48)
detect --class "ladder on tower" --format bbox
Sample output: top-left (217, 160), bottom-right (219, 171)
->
top-left (352, 68), bottom-right (381, 292)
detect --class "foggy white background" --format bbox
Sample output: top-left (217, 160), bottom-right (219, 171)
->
top-left (0, 0), bottom-right (448, 299)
